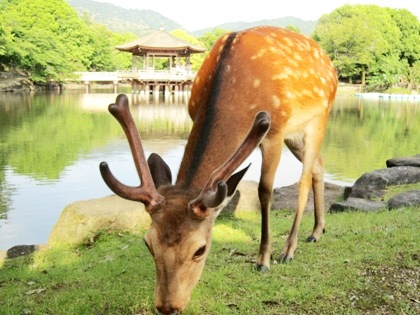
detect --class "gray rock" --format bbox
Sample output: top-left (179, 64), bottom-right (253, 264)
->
top-left (354, 166), bottom-right (420, 187)
top-left (387, 190), bottom-right (420, 209)
top-left (347, 166), bottom-right (420, 199)
top-left (225, 181), bottom-right (344, 213)
top-left (330, 197), bottom-right (386, 213)
top-left (344, 185), bottom-right (385, 200)
top-left (273, 182), bottom-right (344, 212)
top-left (386, 155), bottom-right (420, 168)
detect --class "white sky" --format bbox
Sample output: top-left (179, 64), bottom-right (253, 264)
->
top-left (94, 0), bottom-right (420, 30)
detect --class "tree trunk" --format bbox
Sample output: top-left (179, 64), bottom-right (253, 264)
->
top-left (361, 65), bottom-right (366, 86)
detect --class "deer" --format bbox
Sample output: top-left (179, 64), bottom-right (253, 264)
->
top-left (100, 26), bottom-right (337, 314)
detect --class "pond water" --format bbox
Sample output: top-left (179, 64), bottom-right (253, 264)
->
top-left (0, 90), bottom-right (418, 249)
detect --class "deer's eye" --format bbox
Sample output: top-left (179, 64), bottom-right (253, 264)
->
top-left (193, 245), bottom-right (206, 260)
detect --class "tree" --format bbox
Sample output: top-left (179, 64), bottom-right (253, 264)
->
top-left (285, 25), bottom-right (300, 33)
top-left (170, 29), bottom-right (206, 71)
top-left (0, 0), bottom-right (93, 82)
top-left (314, 5), bottom-right (400, 85)
top-left (199, 28), bottom-right (229, 50)
top-left (0, 0), bottom-right (139, 81)
top-left (388, 9), bottom-right (420, 67)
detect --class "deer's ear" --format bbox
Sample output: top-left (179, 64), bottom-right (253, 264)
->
top-left (226, 164), bottom-right (250, 196)
top-left (147, 153), bottom-right (172, 188)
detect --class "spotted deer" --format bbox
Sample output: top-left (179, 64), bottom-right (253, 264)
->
top-left (100, 26), bottom-right (337, 314)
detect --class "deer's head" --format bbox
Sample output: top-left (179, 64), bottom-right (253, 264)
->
top-left (100, 94), bottom-right (270, 314)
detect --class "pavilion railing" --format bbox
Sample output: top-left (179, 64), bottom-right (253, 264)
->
top-left (75, 70), bottom-right (197, 82)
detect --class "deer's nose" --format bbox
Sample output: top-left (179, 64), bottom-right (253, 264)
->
top-left (156, 305), bottom-right (181, 315)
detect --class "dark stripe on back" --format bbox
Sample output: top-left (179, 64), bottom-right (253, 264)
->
top-left (184, 32), bottom-right (238, 187)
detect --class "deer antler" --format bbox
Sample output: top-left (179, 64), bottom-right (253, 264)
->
top-left (100, 94), bottom-right (164, 212)
top-left (190, 111), bottom-right (271, 213)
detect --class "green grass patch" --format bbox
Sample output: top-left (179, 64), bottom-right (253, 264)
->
top-left (383, 87), bottom-right (413, 95)
top-left (1, 207), bottom-right (419, 314)
top-left (383, 183), bottom-right (420, 200)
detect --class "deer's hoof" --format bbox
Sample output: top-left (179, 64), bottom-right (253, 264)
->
top-left (254, 263), bottom-right (270, 273)
top-left (306, 235), bottom-right (317, 243)
top-left (278, 254), bottom-right (293, 264)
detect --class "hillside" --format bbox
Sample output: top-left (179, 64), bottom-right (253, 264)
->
top-left (193, 17), bottom-right (317, 36)
top-left (67, 0), bottom-right (182, 36)
top-left (67, 0), bottom-right (317, 36)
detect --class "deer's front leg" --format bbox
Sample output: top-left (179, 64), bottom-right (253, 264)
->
top-left (256, 137), bottom-right (282, 271)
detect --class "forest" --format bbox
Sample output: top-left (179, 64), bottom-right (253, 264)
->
top-left (0, 0), bottom-right (419, 90)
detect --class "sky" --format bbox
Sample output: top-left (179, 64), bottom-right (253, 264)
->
top-left (94, 0), bottom-right (420, 31)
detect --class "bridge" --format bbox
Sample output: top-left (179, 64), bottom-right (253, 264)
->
top-left (75, 70), bottom-right (197, 93)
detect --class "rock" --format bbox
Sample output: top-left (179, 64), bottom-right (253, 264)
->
top-left (354, 166), bottom-right (420, 187)
top-left (344, 185), bottom-right (384, 200)
top-left (346, 166), bottom-right (420, 199)
top-left (387, 190), bottom-right (420, 209)
top-left (225, 181), bottom-right (260, 212)
top-left (329, 197), bottom-right (386, 213)
top-left (4, 245), bottom-right (45, 259)
top-left (272, 182), bottom-right (344, 212)
top-left (225, 180), bottom-right (344, 213)
top-left (386, 155), bottom-right (420, 168)
top-left (48, 195), bottom-right (151, 247)
top-left (0, 70), bottom-right (33, 92)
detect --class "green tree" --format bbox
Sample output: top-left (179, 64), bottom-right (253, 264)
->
top-left (109, 32), bottom-right (137, 70)
top-left (314, 5), bottom-right (400, 85)
top-left (170, 29), bottom-right (206, 71)
top-left (314, 4), bottom-right (419, 89)
top-left (0, 0), bottom-right (95, 82)
top-left (285, 25), bottom-right (300, 33)
top-left (199, 28), bottom-right (229, 50)
top-left (388, 9), bottom-right (420, 66)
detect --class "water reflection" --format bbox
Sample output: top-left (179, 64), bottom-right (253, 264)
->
top-left (0, 91), bottom-right (418, 249)
top-left (323, 95), bottom-right (419, 181)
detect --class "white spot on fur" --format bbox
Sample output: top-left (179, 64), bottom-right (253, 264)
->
top-left (283, 37), bottom-right (294, 47)
top-left (251, 48), bottom-right (267, 60)
top-left (302, 89), bottom-right (314, 97)
top-left (272, 95), bottom-right (281, 108)
top-left (253, 79), bottom-right (261, 88)
top-left (285, 91), bottom-right (294, 99)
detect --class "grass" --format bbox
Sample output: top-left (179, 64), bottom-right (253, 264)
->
top-left (0, 207), bottom-right (419, 314)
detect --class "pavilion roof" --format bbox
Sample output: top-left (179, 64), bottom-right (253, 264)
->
top-left (115, 29), bottom-right (206, 55)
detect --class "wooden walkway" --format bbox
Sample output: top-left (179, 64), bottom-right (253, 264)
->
top-left (75, 70), bottom-right (197, 93)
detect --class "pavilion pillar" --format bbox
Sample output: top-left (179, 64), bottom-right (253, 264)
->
top-left (132, 55), bottom-right (138, 75)
top-left (185, 55), bottom-right (191, 73)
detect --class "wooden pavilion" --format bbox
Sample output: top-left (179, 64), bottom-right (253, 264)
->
top-left (116, 28), bottom-right (206, 94)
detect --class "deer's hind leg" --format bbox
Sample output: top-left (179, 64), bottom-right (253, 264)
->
top-left (285, 137), bottom-right (326, 242)
top-left (280, 119), bottom-right (327, 262)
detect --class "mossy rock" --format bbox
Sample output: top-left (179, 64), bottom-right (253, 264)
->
top-left (48, 195), bottom-right (150, 247)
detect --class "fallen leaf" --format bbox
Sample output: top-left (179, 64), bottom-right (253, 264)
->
top-left (25, 288), bottom-right (47, 295)
top-left (120, 245), bottom-right (129, 251)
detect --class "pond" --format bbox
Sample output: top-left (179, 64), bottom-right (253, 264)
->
top-left (0, 90), bottom-right (418, 250)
